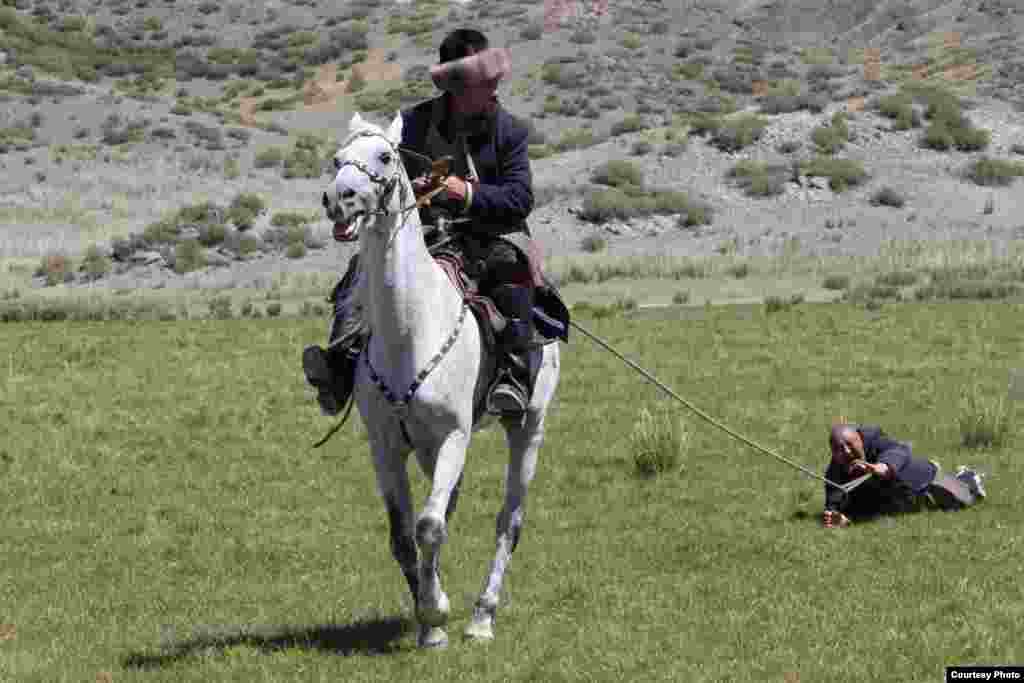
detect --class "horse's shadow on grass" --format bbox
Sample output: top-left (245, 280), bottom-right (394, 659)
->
top-left (123, 616), bottom-right (414, 669)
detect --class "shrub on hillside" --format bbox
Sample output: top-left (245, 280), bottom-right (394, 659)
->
top-left (811, 112), bottom-right (849, 154)
top-left (727, 161), bottom-right (788, 198)
top-left (173, 239), bottom-right (206, 274)
top-left (870, 186), bottom-right (906, 207)
top-left (591, 160), bottom-right (644, 188)
top-left (964, 157), bottom-right (1024, 186)
top-left (801, 157), bottom-right (867, 192)
top-left (710, 114), bottom-right (768, 152)
top-left (610, 114), bottom-right (645, 136)
top-left (226, 193), bottom-right (266, 229)
top-left (553, 128), bottom-right (602, 152)
top-left (822, 274), bottom-right (850, 290)
top-left (255, 147), bottom-right (285, 168)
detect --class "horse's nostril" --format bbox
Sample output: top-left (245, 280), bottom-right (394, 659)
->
top-left (322, 192), bottom-right (329, 208)
top-left (342, 188), bottom-right (355, 199)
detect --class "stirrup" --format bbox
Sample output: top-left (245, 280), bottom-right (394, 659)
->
top-left (486, 376), bottom-right (528, 415)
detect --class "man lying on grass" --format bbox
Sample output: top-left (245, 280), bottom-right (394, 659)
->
top-left (822, 422), bottom-right (986, 528)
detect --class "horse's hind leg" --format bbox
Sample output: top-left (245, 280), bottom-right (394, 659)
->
top-left (466, 346), bottom-right (559, 642)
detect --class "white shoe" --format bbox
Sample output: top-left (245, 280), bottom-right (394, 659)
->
top-left (955, 466), bottom-right (987, 500)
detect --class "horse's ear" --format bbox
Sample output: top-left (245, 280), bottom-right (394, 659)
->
top-left (349, 112), bottom-right (366, 131)
top-left (385, 111), bottom-right (403, 146)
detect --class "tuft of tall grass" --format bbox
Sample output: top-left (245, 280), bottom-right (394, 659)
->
top-left (629, 407), bottom-right (690, 478)
top-left (957, 383), bottom-right (1011, 449)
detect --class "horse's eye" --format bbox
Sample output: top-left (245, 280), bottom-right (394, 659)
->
top-left (333, 157), bottom-right (341, 170)
top-left (379, 152), bottom-right (392, 165)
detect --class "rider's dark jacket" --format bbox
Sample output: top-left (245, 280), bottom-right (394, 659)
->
top-left (399, 94), bottom-right (534, 236)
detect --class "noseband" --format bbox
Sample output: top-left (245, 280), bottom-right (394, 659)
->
top-left (330, 130), bottom-right (436, 220)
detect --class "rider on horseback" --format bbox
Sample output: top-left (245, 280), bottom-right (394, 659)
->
top-left (304, 28), bottom-right (541, 417)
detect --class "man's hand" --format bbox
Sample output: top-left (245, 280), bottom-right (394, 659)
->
top-left (823, 510), bottom-right (851, 528)
top-left (441, 175), bottom-right (470, 203)
top-left (849, 460), bottom-right (891, 479)
top-left (412, 174), bottom-right (441, 197)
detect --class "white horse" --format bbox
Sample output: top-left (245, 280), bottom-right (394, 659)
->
top-left (322, 111), bottom-right (561, 649)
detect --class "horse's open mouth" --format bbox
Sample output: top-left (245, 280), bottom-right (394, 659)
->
top-left (333, 213), bottom-right (362, 242)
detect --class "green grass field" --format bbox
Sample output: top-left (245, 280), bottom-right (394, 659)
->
top-left (2, 301), bottom-right (1022, 682)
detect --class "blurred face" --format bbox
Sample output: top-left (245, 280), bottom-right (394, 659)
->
top-left (451, 77), bottom-right (499, 120)
top-left (830, 428), bottom-right (865, 472)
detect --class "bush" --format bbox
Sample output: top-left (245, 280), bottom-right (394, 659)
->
top-left (801, 157), bottom-right (867, 192)
top-left (286, 241), bottom-right (307, 259)
top-left (710, 114), bottom-right (768, 152)
top-left (672, 290), bottom-right (691, 304)
top-left (610, 114), bottom-right (645, 136)
top-left (255, 147), bottom-right (285, 168)
top-left (271, 211), bottom-right (313, 228)
top-left (965, 157), bottom-right (1024, 187)
top-left (173, 239), bottom-right (206, 274)
top-left (207, 295), bottom-right (232, 320)
top-left (726, 161), bottom-right (788, 198)
top-left (630, 407), bottom-right (689, 478)
top-left (591, 160), bottom-right (643, 188)
top-left (876, 270), bottom-right (918, 287)
top-left (921, 122), bottom-right (955, 151)
top-left (553, 128), bottom-right (602, 152)
top-left (957, 383), bottom-right (1011, 449)
top-left (580, 235), bottom-right (607, 253)
top-left (915, 280), bottom-right (1018, 301)
top-left (80, 244), bottom-right (111, 281)
top-left (266, 302), bottom-right (282, 317)
top-left (811, 112), bottom-right (849, 154)
top-left (870, 186), bottom-right (906, 207)
top-left (528, 145), bottom-right (552, 159)
top-left (198, 223), bottom-right (227, 247)
top-left (631, 141), bottom-right (653, 156)
top-left (764, 294), bottom-right (804, 313)
top-left (822, 274), bottom-right (850, 290)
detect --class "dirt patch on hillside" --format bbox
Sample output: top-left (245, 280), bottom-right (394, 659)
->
top-left (236, 49), bottom-right (403, 124)
top-left (304, 49), bottom-right (403, 112)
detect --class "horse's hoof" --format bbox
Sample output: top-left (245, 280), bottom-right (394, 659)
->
top-left (463, 618), bottom-right (494, 642)
top-left (416, 591), bottom-right (450, 628)
top-left (417, 625), bottom-right (448, 649)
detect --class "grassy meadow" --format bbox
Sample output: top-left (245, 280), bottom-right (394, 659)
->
top-left (1, 299), bottom-right (1022, 682)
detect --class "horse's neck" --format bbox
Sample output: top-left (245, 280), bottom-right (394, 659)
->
top-left (360, 200), bottom-right (462, 375)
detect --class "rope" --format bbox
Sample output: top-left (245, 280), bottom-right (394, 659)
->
top-left (569, 319), bottom-right (863, 494)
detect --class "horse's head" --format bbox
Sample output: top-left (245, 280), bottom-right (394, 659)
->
top-left (324, 111), bottom-right (405, 242)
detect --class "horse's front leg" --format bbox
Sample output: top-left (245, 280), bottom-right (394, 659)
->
top-left (414, 429), bottom-right (469, 633)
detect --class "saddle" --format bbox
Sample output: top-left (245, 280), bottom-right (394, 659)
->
top-left (427, 233), bottom-right (570, 352)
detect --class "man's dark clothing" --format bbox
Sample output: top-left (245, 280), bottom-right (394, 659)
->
top-left (824, 426), bottom-right (953, 520)
top-left (398, 93), bottom-right (534, 237)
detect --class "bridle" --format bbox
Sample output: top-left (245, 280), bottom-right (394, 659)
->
top-left (324, 130), bottom-right (451, 231)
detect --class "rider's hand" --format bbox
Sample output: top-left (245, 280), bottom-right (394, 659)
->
top-left (441, 175), bottom-right (469, 203)
top-left (412, 174), bottom-right (437, 197)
